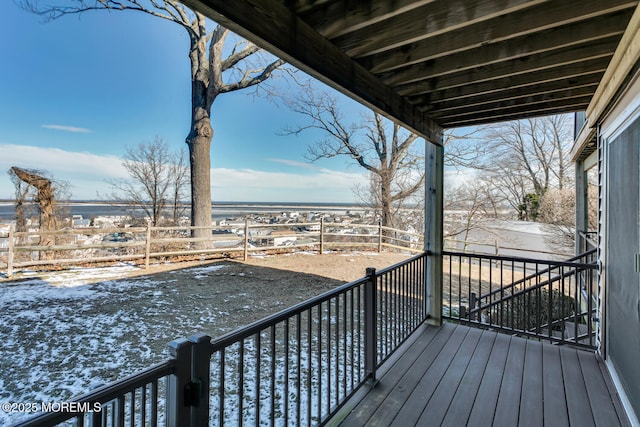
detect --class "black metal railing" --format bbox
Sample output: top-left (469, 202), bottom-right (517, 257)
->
top-left (443, 249), bottom-right (597, 348)
top-left (13, 252), bottom-right (428, 427)
top-left (205, 252), bottom-right (427, 426)
top-left (14, 360), bottom-right (174, 427)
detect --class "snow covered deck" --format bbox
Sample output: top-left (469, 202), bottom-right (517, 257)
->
top-left (334, 322), bottom-right (630, 426)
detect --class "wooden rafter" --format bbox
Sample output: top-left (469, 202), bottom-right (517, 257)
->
top-left (185, 0), bottom-right (639, 131)
top-left (182, 0), bottom-right (443, 143)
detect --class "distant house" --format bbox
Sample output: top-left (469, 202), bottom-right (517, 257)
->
top-left (71, 215), bottom-right (91, 228)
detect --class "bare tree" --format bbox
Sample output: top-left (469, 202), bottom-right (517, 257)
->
top-left (8, 167), bottom-right (70, 258)
top-left (476, 114), bottom-right (573, 220)
top-left (538, 169), bottom-right (598, 250)
top-left (23, 0), bottom-right (285, 240)
top-left (444, 178), bottom-right (498, 249)
top-left (10, 172), bottom-right (30, 233)
top-left (284, 90), bottom-right (424, 228)
top-left (107, 137), bottom-right (188, 226)
top-left (167, 147), bottom-right (189, 225)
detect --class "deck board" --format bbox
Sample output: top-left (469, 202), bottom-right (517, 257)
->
top-left (560, 346), bottom-right (596, 427)
top-left (439, 330), bottom-right (497, 427)
top-left (541, 343), bottom-right (569, 427)
top-left (414, 327), bottom-right (483, 425)
top-left (344, 323), bottom-right (446, 424)
top-left (492, 331), bottom-right (526, 427)
top-left (577, 349), bottom-right (628, 426)
top-left (335, 322), bottom-right (629, 427)
top-left (387, 325), bottom-right (469, 426)
top-left (519, 340), bottom-right (543, 427)
top-left (466, 332), bottom-right (511, 427)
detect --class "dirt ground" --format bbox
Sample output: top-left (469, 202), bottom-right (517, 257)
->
top-left (109, 251), bottom-right (415, 336)
top-left (0, 250), bottom-right (417, 410)
top-left (117, 251), bottom-right (414, 282)
top-left (1, 251), bottom-right (414, 362)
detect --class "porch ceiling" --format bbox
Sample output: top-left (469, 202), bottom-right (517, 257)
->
top-left (182, 0), bottom-right (639, 141)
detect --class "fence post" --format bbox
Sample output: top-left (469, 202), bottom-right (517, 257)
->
top-left (145, 220), bottom-right (151, 269)
top-left (378, 221), bottom-right (382, 253)
top-left (320, 218), bottom-right (324, 254)
top-left (189, 333), bottom-right (211, 424)
top-left (364, 267), bottom-right (378, 384)
top-left (166, 338), bottom-right (193, 426)
top-left (7, 225), bottom-right (15, 278)
top-left (244, 220), bottom-right (249, 261)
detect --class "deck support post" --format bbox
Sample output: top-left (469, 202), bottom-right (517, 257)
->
top-left (364, 267), bottom-right (378, 383)
top-left (425, 141), bottom-right (444, 326)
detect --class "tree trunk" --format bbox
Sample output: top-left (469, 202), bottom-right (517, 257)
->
top-left (187, 27), bottom-right (214, 245)
top-left (10, 167), bottom-right (56, 259)
top-left (380, 174), bottom-right (393, 228)
top-left (187, 116), bottom-right (213, 244)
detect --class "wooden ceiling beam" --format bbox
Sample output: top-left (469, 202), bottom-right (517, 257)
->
top-left (380, 12), bottom-right (628, 87)
top-left (430, 87), bottom-right (596, 120)
top-left (359, 0), bottom-right (637, 73)
top-left (409, 66), bottom-right (608, 111)
top-left (412, 69), bottom-right (604, 108)
top-left (298, 0), bottom-right (437, 39)
top-left (395, 37), bottom-right (619, 96)
top-left (330, 0), bottom-right (541, 57)
top-left (181, 0), bottom-right (443, 143)
top-left (442, 101), bottom-right (590, 128)
top-left (423, 82), bottom-right (600, 115)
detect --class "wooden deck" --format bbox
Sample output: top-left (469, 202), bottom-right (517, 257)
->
top-left (335, 322), bottom-right (630, 427)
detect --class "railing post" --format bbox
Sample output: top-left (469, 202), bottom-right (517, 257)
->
top-left (320, 217), bottom-right (324, 254)
top-left (145, 220), bottom-right (151, 270)
top-left (7, 224), bottom-right (15, 278)
top-left (189, 333), bottom-right (211, 425)
top-left (364, 267), bottom-right (378, 383)
top-left (469, 292), bottom-right (477, 321)
top-left (244, 220), bottom-right (249, 261)
top-left (166, 338), bottom-right (193, 426)
top-left (377, 221), bottom-right (382, 253)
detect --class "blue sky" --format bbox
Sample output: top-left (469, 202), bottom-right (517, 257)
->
top-left (0, 2), bottom-right (466, 203)
top-left (0, 1), bottom-right (381, 202)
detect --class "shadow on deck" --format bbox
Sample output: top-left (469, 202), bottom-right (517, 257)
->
top-left (333, 322), bottom-right (630, 427)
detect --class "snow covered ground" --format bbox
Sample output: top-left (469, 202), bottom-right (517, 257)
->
top-left (0, 259), bottom-right (346, 425)
top-left (0, 263), bottom-right (222, 424)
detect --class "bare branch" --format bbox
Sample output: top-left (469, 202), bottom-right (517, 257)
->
top-left (284, 87), bottom-right (424, 227)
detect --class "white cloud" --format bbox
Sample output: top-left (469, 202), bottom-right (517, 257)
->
top-left (0, 144), bottom-right (127, 199)
top-left (211, 167), bottom-right (367, 202)
top-left (42, 124), bottom-right (92, 133)
top-left (265, 158), bottom-right (317, 170)
top-left (0, 144), bottom-right (367, 202)
top-left (444, 169), bottom-right (477, 189)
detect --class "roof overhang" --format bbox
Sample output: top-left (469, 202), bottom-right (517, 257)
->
top-left (182, 0), bottom-right (640, 146)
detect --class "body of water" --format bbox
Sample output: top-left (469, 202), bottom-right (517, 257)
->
top-left (0, 201), bottom-right (366, 222)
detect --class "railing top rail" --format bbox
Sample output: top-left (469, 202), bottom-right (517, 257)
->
top-left (14, 360), bottom-right (174, 427)
top-left (375, 251), bottom-right (426, 275)
top-left (443, 248), bottom-right (597, 268)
